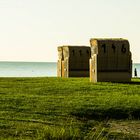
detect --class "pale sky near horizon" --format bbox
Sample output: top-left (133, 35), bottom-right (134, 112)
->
top-left (0, 0), bottom-right (140, 62)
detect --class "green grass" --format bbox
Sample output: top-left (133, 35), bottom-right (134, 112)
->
top-left (0, 77), bottom-right (140, 139)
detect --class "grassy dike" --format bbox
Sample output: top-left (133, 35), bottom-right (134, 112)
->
top-left (0, 77), bottom-right (140, 140)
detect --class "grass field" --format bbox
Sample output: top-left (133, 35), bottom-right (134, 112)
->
top-left (0, 77), bottom-right (140, 140)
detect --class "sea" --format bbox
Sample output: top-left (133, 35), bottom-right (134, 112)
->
top-left (0, 61), bottom-right (139, 77)
top-left (0, 62), bottom-right (57, 77)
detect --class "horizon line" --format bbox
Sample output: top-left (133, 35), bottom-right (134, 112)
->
top-left (0, 61), bottom-right (139, 64)
top-left (0, 61), bottom-right (57, 63)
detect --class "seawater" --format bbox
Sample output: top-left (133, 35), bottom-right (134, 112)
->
top-left (0, 62), bottom-right (57, 77)
top-left (0, 61), bottom-right (139, 77)
top-left (133, 63), bottom-right (140, 77)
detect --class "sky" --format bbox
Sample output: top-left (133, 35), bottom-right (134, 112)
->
top-left (0, 0), bottom-right (140, 62)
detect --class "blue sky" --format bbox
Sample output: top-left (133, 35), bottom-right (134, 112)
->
top-left (0, 0), bottom-right (140, 62)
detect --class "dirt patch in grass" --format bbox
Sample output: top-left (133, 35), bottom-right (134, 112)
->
top-left (109, 120), bottom-right (140, 139)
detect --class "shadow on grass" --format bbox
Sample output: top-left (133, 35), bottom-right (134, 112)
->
top-left (71, 108), bottom-right (140, 120)
top-left (111, 81), bottom-right (140, 85)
